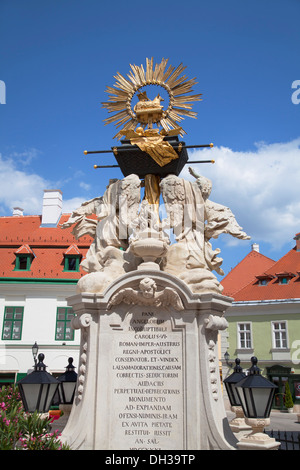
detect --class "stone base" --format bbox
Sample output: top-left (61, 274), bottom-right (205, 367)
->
top-left (229, 418), bottom-right (252, 434)
top-left (237, 433), bottom-right (281, 450)
top-left (61, 270), bottom-right (237, 450)
top-left (228, 406), bottom-right (252, 433)
top-left (237, 417), bottom-right (280, 450)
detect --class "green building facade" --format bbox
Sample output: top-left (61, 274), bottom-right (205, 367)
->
top-left (224, 299), bottom-right (300, 411)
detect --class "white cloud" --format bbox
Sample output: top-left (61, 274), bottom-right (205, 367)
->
top-left (182, 138), bottom-right (300, 249)
top-left (0, 153), bottom-right (48, 215)
top-left (62, 197), bottom-right (86, 214)
top-left (0, 152), bottom-right (86, 216)
top-left (79, 181), bottom-right (91, 192)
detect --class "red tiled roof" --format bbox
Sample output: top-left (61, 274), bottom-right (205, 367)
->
top-left (234, 246), bottom-right (300, 301)
top-left (221, 250), bottom-right (276, 297)
top-left (0, 214), bottom-right (94, 280)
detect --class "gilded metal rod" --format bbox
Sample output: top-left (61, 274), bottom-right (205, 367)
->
top-left (85, 143), bottom-right (213, 155)
top-left (93, 159), bottom-right (215, 169)
top-left (93, 164), bottom-right (119, 168)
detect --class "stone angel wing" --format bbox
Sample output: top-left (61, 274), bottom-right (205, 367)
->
top-left (204, 200), bottom-right (250, 241)
top-left (155, 287), bottom-right (184, 311)
top-left (107, 288), bottom-right (140, 309)
top-left (60, 197), bottom-right (103, 239)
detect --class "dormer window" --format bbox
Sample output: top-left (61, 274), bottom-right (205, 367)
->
top-left (63, 245), bottom-right (81, 272)
top-left (14, 245), bottom-right (34, 271)
top-left (256, 274), bottom-right (274, 286)
top-left (276, 272), bottom-right (296, 285)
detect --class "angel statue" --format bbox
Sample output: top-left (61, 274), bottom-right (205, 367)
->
top-left (159, 168), bottom-right (250, 294)
top-left (61, 174), bottom-right (142, 293)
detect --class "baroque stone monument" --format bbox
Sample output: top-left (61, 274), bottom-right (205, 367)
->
top-left (60, 58), bottom-right (250, 450)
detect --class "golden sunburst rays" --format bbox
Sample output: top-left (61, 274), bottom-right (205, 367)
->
top-left (101, 58), bottom-right (202, 140)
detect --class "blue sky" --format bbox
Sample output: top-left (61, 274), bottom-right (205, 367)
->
top-left (1, 0), bottom-right (300, 277)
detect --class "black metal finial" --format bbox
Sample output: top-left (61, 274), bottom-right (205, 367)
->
top-left (66, 357), bottom-right (75, 371)
top-left (35, 353), bottom-right (47, 371)
top-left (233, 358), bottom-right (243, 373)
top-left (249, 356), bottom-right (260, 375)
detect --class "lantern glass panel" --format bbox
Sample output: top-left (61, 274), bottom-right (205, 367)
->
top-left (236, 386), bottom-right (247, 414)
top-left (20, 383), bottom-right (39, 412)
top-left (252, 388), bottom-right (273, 418)
top-left (40, 383), bottom-right (59, 412)
top-left (60, 382), bottom-right (76, 403)
top-left (20, 383), bottom-right (58, 412)
top-left (225, 382), bottom-right (241, 407)
top-left (236, 386), bottom-right (274, 418)
top-left (231, 385), bottom-right (241, 406)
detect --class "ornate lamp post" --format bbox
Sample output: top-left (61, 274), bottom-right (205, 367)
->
top-left (223, 358), bottom-right (251, 433)
top-left (32, 341), bottom-right (39, 365)
top-left (17, 353), bottom-right (59, 413)
top-left (235, 357), bottom-right (280, 450)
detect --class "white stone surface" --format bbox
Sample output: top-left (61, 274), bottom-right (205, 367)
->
top-left (62, 270), bottom-right (237, 450)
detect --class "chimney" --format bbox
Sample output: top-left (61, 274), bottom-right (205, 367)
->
top-left (12, 207), bottom-right (24, 217)
top-left (251, 243), bottom-right (259, 253)
top-left (41, 190), bottom-right (62, 227)
top-left (294, 233), bottom-right (300, 251)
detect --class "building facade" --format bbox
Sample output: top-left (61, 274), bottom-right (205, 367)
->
top-left (221, 238), bottom-right (300, 411)
top-left (0, 190), bottom-right (93, 385)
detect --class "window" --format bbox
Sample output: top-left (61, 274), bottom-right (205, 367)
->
top-left (276, 272), bottom-right (295, 285)
top-left (55, 307), bottom-right (75, 341)
top-left (256, 274), bottom-right (274, 286)
top-left (238, 323), bottom-right (252, 349)
top-left (14, 254), bottom-right (32, 271)
top-left (2, 307), bottom-right (24, 340)
top-left (64, 255), bottom-right (80, 272)
top-left (272, 321), bottom-right (288, 349)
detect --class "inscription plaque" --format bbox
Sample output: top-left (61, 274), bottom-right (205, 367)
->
top-left (109, 306), bottom-right (185, 450)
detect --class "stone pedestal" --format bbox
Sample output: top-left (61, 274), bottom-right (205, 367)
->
top-left (228, 406), bottom-right (252, 434)
top-left (61, 270), bottom-right (237, 450)
top-left (237, 418), bottom-right (280, 450)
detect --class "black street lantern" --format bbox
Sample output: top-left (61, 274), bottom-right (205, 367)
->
top-left (235, 356), bottom-right (277, 419)
top-left (17, 353), bottom-right (60, 413)
top-left (223, 358), bottom-right (246, 407)
top-left (57, 357), bottom-right (78, 405)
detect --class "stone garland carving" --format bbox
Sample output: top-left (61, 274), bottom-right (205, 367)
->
top-left (207, 339), bottom-right (219, 401)
top-left (71, 314), bottom-right (91, 401)
top-left (107, 277), bottom-right (184, 311)
top-left (205, 314), bottom-right (229, 401)
top-left (77, 332), bottom-right (88, 401)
